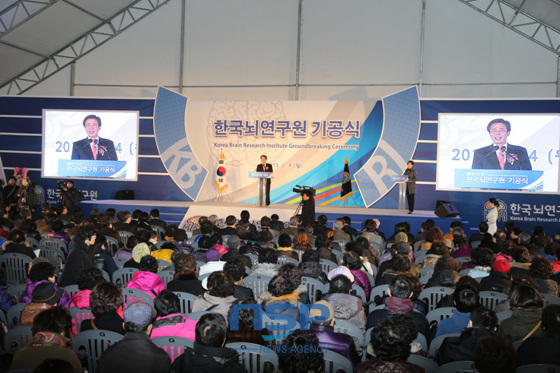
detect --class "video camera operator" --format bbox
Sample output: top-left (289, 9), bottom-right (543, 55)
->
top-left (60, 180), bottom-right (84, 213)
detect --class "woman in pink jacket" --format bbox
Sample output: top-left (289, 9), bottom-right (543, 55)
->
top-left (150, 290), bottom-right (196, 340)
top-left (126, 255), bottom-right (165, 298)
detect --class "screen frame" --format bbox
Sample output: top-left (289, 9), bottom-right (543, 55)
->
top-left (41, 109), bottom-right (140, 182)
top-left (436, 112), bottom-right (560, 194)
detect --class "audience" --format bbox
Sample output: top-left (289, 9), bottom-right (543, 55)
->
top-left (4, 205), bottom-right (560, 371)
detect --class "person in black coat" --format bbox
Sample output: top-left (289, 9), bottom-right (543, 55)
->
top-left (58, 224), bottom-right (96, 287)
top-left (4, 228), bottom-right (36, 259)
top-left (300, 190), bottom-right (315, 228)
top-left (438, 307), bottom-right (498, 365)
top-left (224, 258), bottom-right (254, 299)
top-left (480, 259), bottom-right (512, 294)
top-left (166, 252), bottom-right (205, 296)
top-left (517, 304), bottom-right (560, 367)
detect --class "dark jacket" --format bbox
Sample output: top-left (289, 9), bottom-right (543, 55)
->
top-left (357, 358), bottom-right (425, 373)
top-left (233, 285), bottom-right (254, 300)
top-left (498, 307), bottom-right (544, 342)
top-left (81, 310), bottom-right (125, 335)
top-left (480, 270), bottom-right (512, 294)
top-left (167, 272), bottom-right (206, 296)
top-left (4, 242), bottom-right (36, 259)
top-left (299, 261), bottom-right (328, 283)
top-left (516, 333), bottom-right (560, 367)
top-left (437, 327), bottom-right (495, 365)
top-left (170, 342), bottom-right (247, 373)
top-left (97, 332), bottom-right (170, 373)
top-left (425, 269), bottom-right (460, 289)
top-left (221, 250), bottom-right (252, 269)
top-left (58, 238), bottom-right (94, 287)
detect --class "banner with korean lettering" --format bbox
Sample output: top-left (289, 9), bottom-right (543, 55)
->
top-left (155, 87), bottom-right (416, 206)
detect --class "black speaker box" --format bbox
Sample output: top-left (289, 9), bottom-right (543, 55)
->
top-left (115, 190), bottom-right (135, 200)
top-left (435, 202), bottom-right (460, 218)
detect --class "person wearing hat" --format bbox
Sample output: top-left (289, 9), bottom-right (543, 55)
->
top-left (97, 301), bottom-right (171, 373)
top-left (21, 261), bottom-right (71, 307)
top-left (19, 282), bottom-right (65, 326)
top-left (221, 235), bottom-right (252, 269)
top-left (308, 300), bottom-right (361, 370)
top-left (480, 259), bottom-right (512, 294)
top-left (122, 242), bottom-right (150, 269)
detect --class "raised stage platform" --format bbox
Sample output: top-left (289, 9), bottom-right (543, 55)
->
top-left (81, 200), bottom-right (468, 236)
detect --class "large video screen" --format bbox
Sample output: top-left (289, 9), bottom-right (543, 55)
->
top-left (42, 109), bottom-right (139, 181)
top-left (437, 114), bottom-right (560, 193)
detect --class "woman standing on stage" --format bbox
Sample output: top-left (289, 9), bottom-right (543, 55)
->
top-left (404, 161), bottom-right (416, 214)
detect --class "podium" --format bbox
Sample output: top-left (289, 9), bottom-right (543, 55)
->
top-left (249, 171), bottom-right (273, 206)
top-left (391, 175), bottom-right (408, 211)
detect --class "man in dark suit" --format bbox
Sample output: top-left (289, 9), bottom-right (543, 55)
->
top-left (71, 114), bottom-right (118, 161)
top-left (256, 154), bottom-right (273, 205)
top-left (472, 118), bottom-right (531, 170)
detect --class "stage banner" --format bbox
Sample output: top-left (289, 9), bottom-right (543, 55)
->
top-left (153, 87), bottom-right (420, 207)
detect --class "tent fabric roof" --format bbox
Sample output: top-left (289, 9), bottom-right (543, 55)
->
top-left (1, 0), bottom-right (559, 93)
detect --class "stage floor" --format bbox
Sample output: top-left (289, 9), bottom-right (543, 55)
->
top-left (82, 199), bottom-right (466, 235)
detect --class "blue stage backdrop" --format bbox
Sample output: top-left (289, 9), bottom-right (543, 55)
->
top-left (0, 90), bottom-right (558, 233)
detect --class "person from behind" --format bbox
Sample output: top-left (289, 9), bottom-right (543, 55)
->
top-left (358, 314), bottom-right (424, 373)
top-left (170, 313), bottom-right (246, 373)
top-left (438, 306), bottom-right (498, 365)
top-left (97, 301), bottom-right (171, 373)
top-left (277, 330), bottom-right (324, 373)
top-left (10, 307), bottom-right (82, 372)
top-left (516, 304), bottom-right (560, 367)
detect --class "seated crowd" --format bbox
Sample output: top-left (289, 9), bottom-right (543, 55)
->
top-left (0, 204), bottom-right (559, 372)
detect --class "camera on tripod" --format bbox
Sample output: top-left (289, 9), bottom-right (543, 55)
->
top-left (292, 185), bottom-right (316, 197)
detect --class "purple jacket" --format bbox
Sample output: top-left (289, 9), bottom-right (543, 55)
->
top-left (47, 231), bottom-right (71, 248)
top-left (309, 324), bottom-right (360, 370)
top-left (351, 269), bottom-right (372, 300)
top-left (21, 279), bottom-right (71, 308)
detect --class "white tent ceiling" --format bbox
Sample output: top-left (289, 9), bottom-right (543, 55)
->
top-left (1, 0), bottom-right (559, 94)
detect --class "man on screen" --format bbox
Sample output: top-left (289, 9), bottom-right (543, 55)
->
top-left (71, 114), bottom-right (118, 161)
top-left (471, 118), bottom-right (531, 170)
